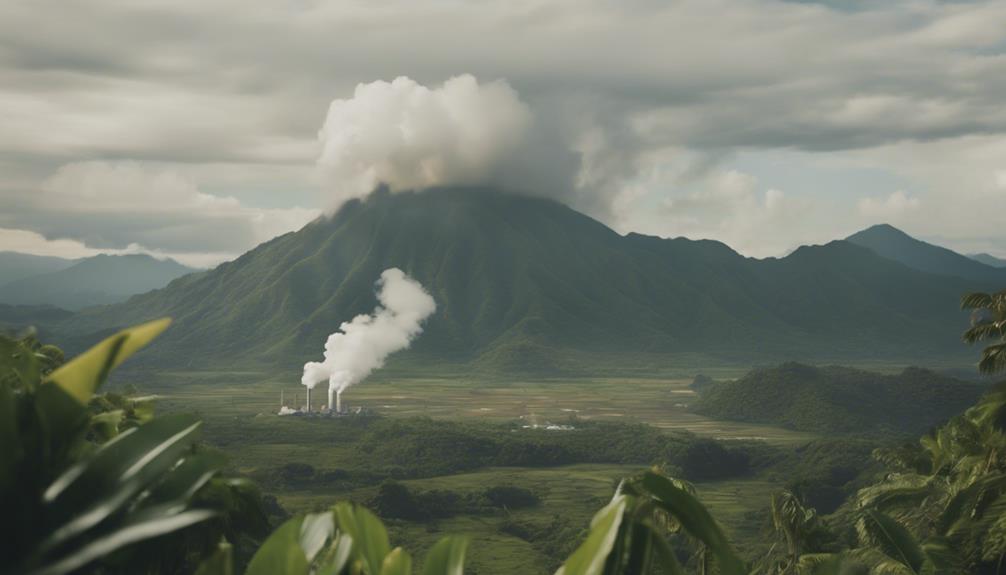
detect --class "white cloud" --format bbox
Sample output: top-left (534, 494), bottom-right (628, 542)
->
top-left (317, 75), bottom-right (534, 206)
top-left (857, 190), bottom-right (921, 219)
top-left (0, 161), bottom-right (317, 263)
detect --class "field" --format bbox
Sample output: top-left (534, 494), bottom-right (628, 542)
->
top-left (118, 368), bottom-right (822, 574)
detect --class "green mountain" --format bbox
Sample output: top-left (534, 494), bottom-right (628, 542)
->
top-left (47, 188), bottom-right (980, 372)
top-left (0, 252), bottom-right (77, 284)
top-left (0, 254), bottom-right (198, 311)
top-left (970, 253), bottom-right (1006, 268)
top-left (691, 362), bottom-right (985, 435)
top-left (846, 224), bottom-right (1006, 284)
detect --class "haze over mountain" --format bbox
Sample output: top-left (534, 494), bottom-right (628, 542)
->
top-left (846, 224), bottom-right (1006, 284)
top-left (0, 252), bottom-right (77, 284)
top-left (47, 187), bottom-right (981, 373)
top-left (0, 253), bottom-right (198, 310)
top-left (970, 253), bottom-right (1006, 268)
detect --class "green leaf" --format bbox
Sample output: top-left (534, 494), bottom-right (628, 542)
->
top-left (45, 318), bottom-right (171, 404)
top-left (299, 511), bottom-right (335, 564)
top-left (555, 496), bottom-right (626, 575)
top-left (316, 534), bottom-right (354, 575)
top-left (245, 517), bottom-right (310, 575)
top-left (860, 509), bottom-right (926, 575)
top-left (334, 502), bottom-right (391, 574)
top-left (195, 539), bottom-right (234, 575)
top-left (27, 508), bottom-right (215, 575)
top-left (380, 547), bottom-right (414, 575)
top-left (421, 536), bottom-right (469, 575)
top-left (641, 472), bottom-right (746, 575)
top-left (39, 414), bottom-right (202, 550)
top-left (638, 522), bottom-right (685, 575)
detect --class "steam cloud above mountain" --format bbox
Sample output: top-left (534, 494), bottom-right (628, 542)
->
top-left (301, 268), bottom-right (436, 408)
top-left (317, 75), bottom-right (535, 207)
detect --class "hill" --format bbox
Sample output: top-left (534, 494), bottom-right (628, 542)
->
top-left (691, 362), bottom-right (985, 435)
top-left (846, 224), bottom-right (1006, 284)
top-left (970, 253), bottom-right (1006, 268)
top-left (0, 254), bottom-right (198, 310)
top-left (0, 252), bottom-right (76, 284)
top-left (41, 188), bottom-right (981, 373)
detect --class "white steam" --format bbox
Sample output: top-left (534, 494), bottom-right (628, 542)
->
top-left (300, 268), bottom-right (436, 408)
top-left (317, 75), bottom-right (533, 207)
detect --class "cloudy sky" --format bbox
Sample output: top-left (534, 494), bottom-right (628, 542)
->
top-left (2, 0), bottom-right (1005, 267)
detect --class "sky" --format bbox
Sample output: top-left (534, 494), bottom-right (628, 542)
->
top-left (1, 0), bottom-right (1005, 267)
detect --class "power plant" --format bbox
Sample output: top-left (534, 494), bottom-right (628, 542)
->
top-left (278, 380), bottom-right (356, 416)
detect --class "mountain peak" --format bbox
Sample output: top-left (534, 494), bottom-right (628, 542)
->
top-left (846, 223), bottom-right (1006, 284)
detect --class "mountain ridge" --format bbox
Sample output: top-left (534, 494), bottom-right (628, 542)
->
top-left (0, 253), bottom-right (198, 311)
top-left (846, 224), bottom-right (1006, 284)
top-left (32, 188), bottom-right (984, 372)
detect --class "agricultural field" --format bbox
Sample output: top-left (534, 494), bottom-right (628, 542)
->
top-left (112, 368), bottom-right (824, 573)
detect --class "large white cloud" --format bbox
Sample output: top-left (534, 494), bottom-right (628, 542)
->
top-left (317, 75), bottom-right (534, 205)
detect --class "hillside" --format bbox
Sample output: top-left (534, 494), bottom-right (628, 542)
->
top-left (0, 254), bottom-right (198, 310)
top-left (847, 224), bottom-right (1006, 284)
top-left (0, 252), bottom-right (76, 284)
top-left (970, 253), bottom-right (1006, 268)
top-left (41, 187), bottom-right (981, 373)
top-left (691, 362), bottom-right (985, 435)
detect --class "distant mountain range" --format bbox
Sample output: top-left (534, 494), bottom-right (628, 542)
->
top-left (31, 187), bottom-right (999, 373)
top-left (846, 224), bottom-right (1006, 284)
top-left (969, 253), bottom-right (1006, 268)
top-left (691, 362), bottom-right (984, 435)
top-left (0, 253), bottom-right (198, 310)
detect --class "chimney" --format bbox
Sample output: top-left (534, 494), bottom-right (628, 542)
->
top-left (336, 389), bottom-right (342, 413)
top-left (306, 387), bottom-right (311, 413)
top-left (328, 383), bottom-right (335, 412)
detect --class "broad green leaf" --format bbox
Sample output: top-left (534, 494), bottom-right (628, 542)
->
top-left (299, 511), bottom-right (335, 564)
top-left (861, 509), bottom-right (926, 575)
top-left (316, 534), bottom-right (354, 575)
top-left (27, 508), bottom-right (215, 575)
top-left (380, 547), bottom-right (414, 575)
top-left (556, 496), bottom-right (626, 575)
top-left (195, 539), bottom-right (234, 575)
top-left (334, 502), bottom-right (391, 574)
top-left (245, 517), bottom-right (310, 575)
top-left (641, 472), bottom-right (746, 575)
top-left (40, 414), bottom-right (202, 550)
top-left (422, 536), bottom-right (469, 575)
top-left (637, 522), bottom-right (685, 575)
top-left (45, 318), bottom-right (171, 404)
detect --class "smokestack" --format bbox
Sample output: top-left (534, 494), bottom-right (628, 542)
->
top-left (306, 386), bottom-right (311, 413)
top-left (328, 383), bottom-right (334, 412)
top-left (337, 389), bottom-right (342, 413)
top-left (280, 389), bottom-right (285, 409)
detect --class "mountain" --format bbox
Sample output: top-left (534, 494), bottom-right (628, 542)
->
top-left (970, 253), bottom-right (1006, 268)
top-left (0, 252), bottom-right (77, 284)
top-left (0, 254), bottom-right (198, 311)
top-left (846, 224), bottom-right (1006, 284)
top-left (43, 187), bottom-right (981, 373)
top-left (691, 362), bottom-right (985, 435)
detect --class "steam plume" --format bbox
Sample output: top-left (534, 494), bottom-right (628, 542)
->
top-left (301, 268), bottom-right (436, 410)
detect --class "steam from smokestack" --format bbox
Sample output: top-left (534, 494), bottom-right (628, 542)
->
top-left (301, 268), bottom-right (436, 410)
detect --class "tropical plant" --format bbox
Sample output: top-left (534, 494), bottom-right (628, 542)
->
top-left (0, 319), bottom-right (267, 575)
top-left (962, 290), bottom-right (1006, 375)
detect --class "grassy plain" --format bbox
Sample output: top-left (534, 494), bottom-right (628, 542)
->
top-left (117, 368), bottom-right (817, 573)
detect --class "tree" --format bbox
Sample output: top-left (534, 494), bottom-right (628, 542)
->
top-left (962, 290), bottom-right (1006, 375)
